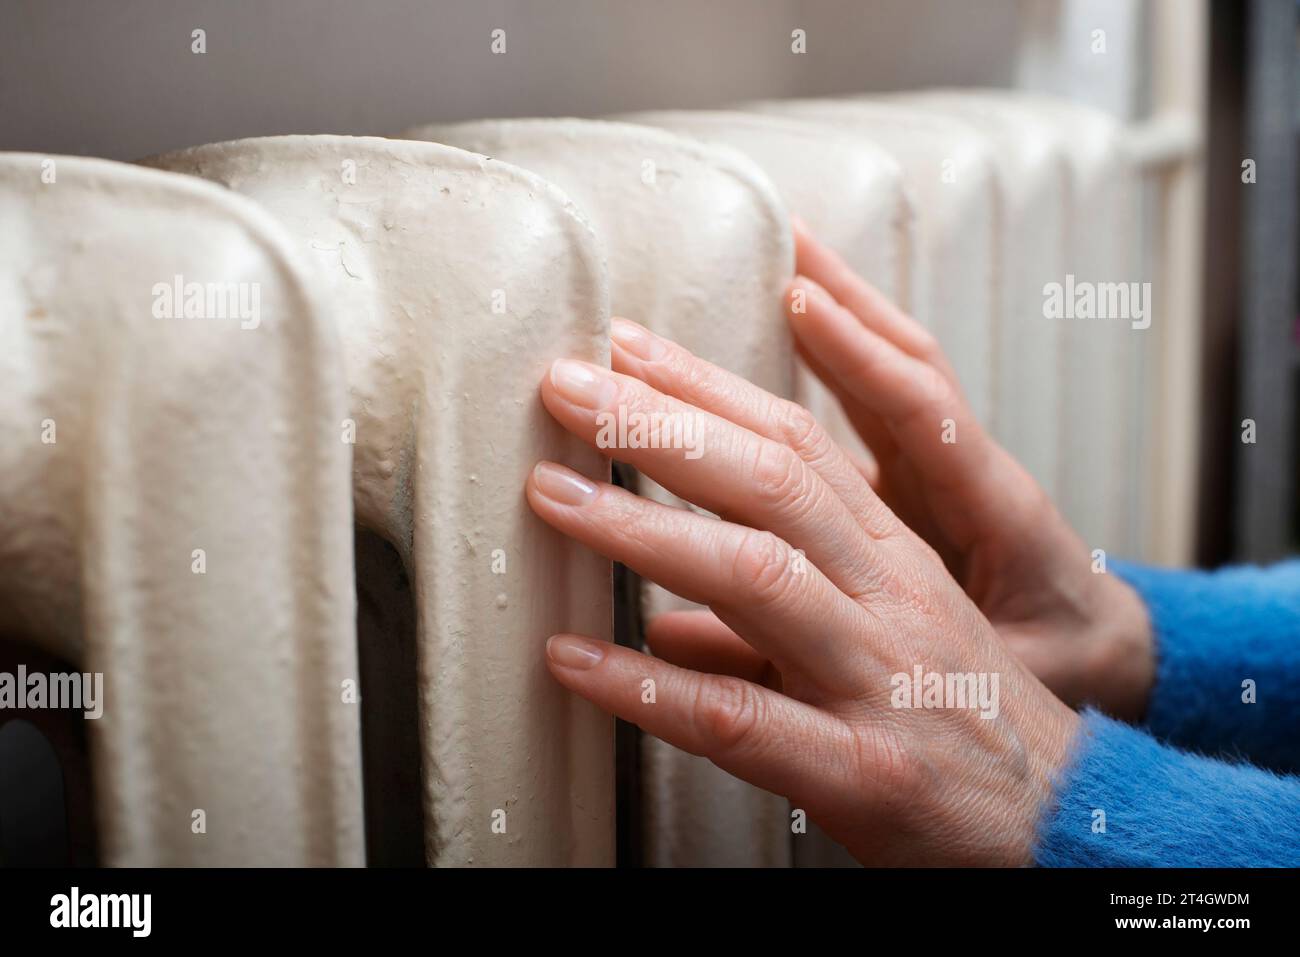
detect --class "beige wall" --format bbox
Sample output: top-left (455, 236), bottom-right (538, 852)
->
top-left (0, 0), bottom-right (1023, 160)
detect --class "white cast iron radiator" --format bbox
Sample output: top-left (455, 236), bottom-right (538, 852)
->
top-left (0, 87), bottom-right (1202, 866)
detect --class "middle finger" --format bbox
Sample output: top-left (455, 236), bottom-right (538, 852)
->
top-left (525, 463), bottom-right (883, 695)
top-left (542, 357), bottom-right (883, 602)
top-left (610, 316), bottom-right (899, 542)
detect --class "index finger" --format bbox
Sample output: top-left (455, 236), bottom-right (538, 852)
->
top-left (793, 218), bottom-right (955, 380)
top-left (787, 275), bottom-right (1046, 548)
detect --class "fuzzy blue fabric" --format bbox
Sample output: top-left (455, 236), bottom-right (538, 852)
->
top-left (1033, 560), bottom-right (1300, 866)
top-left (1111, 559), bottom-right (1300, 772)
top-left (1034, 709), bottom-right (1300, 867)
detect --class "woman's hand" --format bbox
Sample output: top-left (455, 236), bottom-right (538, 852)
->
top-left (526, 319), bottom-right (1079, 865)
top-left (785, 222), bottom-right (1155, 721)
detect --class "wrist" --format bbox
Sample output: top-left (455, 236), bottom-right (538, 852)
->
top-left (915, 660), bottom-right (1082, 866)
top-left (1085, 575), bottom-right (1155, 722)
top-left (1001, 677), bottom-right (1081, 866)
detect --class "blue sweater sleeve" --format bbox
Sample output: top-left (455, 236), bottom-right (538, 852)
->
top-left (1110, 559), bottom-right (1300, 772)
top-left (1034, 709), bottom-right (1300, 867)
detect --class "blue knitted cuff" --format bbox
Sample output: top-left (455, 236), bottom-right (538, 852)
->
top-left (1109, 559), bottom-right (1300, 771)
top-left (1034, 709), bottom-right (1300, 867)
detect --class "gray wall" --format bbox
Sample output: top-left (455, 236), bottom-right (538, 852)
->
top-left (0, 0), bottom-right (1022, 160)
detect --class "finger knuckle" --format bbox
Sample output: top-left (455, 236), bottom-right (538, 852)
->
top-left (775, 402), bottom-right (826, 459)
top-left (917, 363), bottom-right (956, 412)
top-left (672, 349), bottom-right (714, 395)
top-left (749, 440), bottom-right (812, 517)
top-left (730, 529), bottom-right (795, 606)
top-left (852, 723), bottom-right (924, 802)
top-left (914, 329), bottom-right (945, 366)
top-left (880, 561), bottom-right (946, 624)
top-left (698, 676), bottom-right (766, 754)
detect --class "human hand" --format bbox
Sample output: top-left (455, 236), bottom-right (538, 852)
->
top-left (785, 222), bottom-right (1154, 721)
top-left (526, 319), bottom-right (1079, 865)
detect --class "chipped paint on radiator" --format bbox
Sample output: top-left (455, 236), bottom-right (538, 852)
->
top-left (0, 154), bottom-right (364, 865)
top-left (407, 118), bottom-right (797, 867)
top-left (144, 136), bottom-right (615, 866)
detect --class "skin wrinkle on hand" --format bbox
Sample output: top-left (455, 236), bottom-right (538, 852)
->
top-left (524, 216), bottom-right (1158, 866)
top-left (526, 311), bottom-right (1084, 865)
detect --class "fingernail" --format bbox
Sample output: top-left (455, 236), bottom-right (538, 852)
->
top-left (550, 358), bottom-right (617, 409)
top-left (547, 634), bottom-right (605, 670)
top-left (532, 462), bottom-right (599, 506)
top-left (611, 317), bottom-right (666, 361)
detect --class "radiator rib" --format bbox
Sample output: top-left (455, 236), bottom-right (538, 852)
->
top-left (145, 136), bottom-right (615, 867)
top-left (408, 118), bottom-right (797, 867)
top-left (0, 154), bottom-right (365, 865)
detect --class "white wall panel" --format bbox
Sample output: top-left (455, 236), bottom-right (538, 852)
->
top-left (407, 118), bottom-right (796, 867)
top-left (0, 154), bottom-right (364, 865)
top-left (146, 136), bottom-right (615, 866)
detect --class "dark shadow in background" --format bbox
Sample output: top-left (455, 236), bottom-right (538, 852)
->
top-left (1198, 0), bottom-right (1299, 566)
